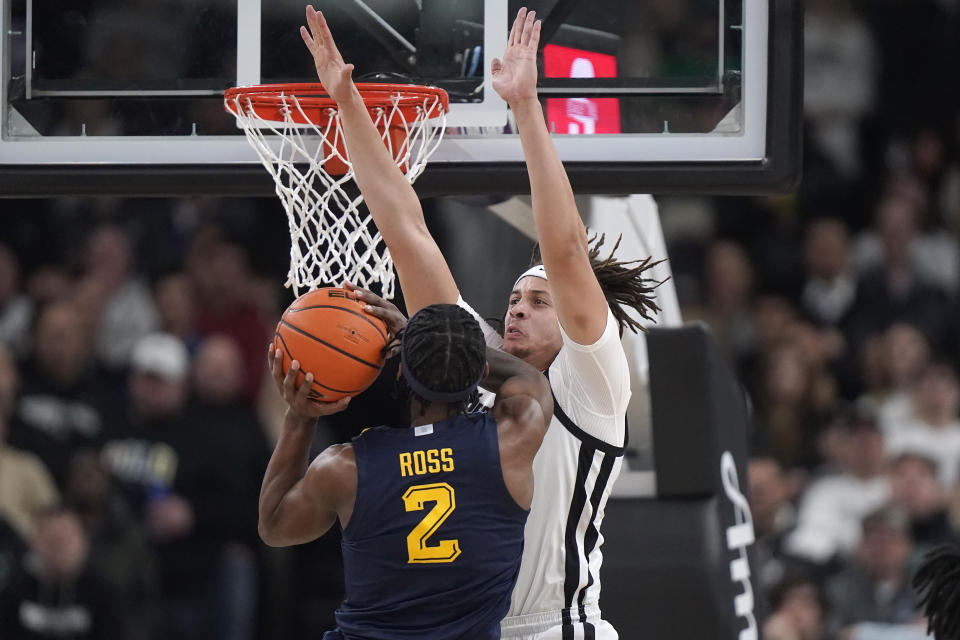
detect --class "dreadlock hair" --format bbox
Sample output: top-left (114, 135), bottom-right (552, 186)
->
top-left (529, 232), bottom-right (664, 336)
top-left (912, 543), bottom-right (960, 639)
top-left (400, 304), bottom-right (486, 416)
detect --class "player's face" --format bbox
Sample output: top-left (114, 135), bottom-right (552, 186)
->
top-left (503, 276), bottom-right (563, 371)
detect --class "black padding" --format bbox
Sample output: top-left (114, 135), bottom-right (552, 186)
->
top-left (600, 497), bottom-right (747, 639)
top-left (647, 323), bottom-right (751, 498)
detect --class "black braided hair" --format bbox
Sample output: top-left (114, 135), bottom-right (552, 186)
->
top-left (401, 304), bottom-right (486, 415)
top-left (529, 232), bottom-right (665, 336)
top-left (913, 543), bottom-right (960, 639)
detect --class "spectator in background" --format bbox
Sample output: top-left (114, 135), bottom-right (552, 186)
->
top-left (861, 323), bottom-right (931, 434)
top-left (846, 197), bottom-right (950, 351)
top-left (749, 456), bottom-right (804, 611)
top-left (187, 232), bottom-right (269, 405)
top-left (9, 300), bottom-right (106, 488)
top-left (888, 452), bottom-right (960, 553)
top-left (801, 218), bottom-right (856, 327)
top-left (75, 225), bottom-right (159, 373)
top-left (0, 516), bottom-right (26, 594)
top-left (753, 340), bottom-right (832, 470)
top-left (803, 0), bottom-right (876, 180)
top-left (699, 239), bottom-right (756, 365)
top-left (826, 506), bottom-right (924, 636)
top-left (179, 334), bottom-right (268, 640)
top-left (0, 244), bottom-right (33, 358)
top-left (66, 450), bottom-right (158, 640)
top-left (0, 344), bottom-right (59, 542)
top-left (885, 363), bottom-right (960, 490)
top-left (786, 407), bottom-right (890, 567)
top-left (0, 506), bottom-right (123, 639)
top-left (100, 332), bottom-right (190, 512)
top-left (153, 272), bottom-right (199, 353)
top-left (762, 572), bottom-right (830, 640)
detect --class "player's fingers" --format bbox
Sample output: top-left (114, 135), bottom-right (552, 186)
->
top-left (314, 396), bottom-right (351, 415)
top-left (305, 6), bottom-right (321, 42)
top-left (509, 8), bottom-right (526, 47)
top-left (270, 346), bottom-right (284, 385)
top-left (530, 19), bottom-right (542, 49)
top-left (296, 371), bottom-right (314, 404)
top-left (284, 359), bottom-right (300, 398)
top-left (520, 10), bottom-right (536, 48)
top-left (300, 26), bottom-right (317, 53)
top-left (315, 10), bottom-right (345, 62)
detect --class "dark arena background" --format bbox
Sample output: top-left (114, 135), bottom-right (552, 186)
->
top-left (2, 0), bottom-right (960, 639)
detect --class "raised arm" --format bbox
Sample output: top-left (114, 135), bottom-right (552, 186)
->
top-left (488, 344), bottom-right (553, 509)
top-left (300, 6), bottom-right (457, 313)
top-left (258, 347), bottom-right (355, 547)
top-left (492, 9), bottom-right (609, 344)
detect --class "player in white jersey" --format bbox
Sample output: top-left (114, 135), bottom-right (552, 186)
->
top-left (300, 6), bottom-right (660, 638)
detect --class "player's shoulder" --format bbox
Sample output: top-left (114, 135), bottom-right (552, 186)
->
top-left (311, 443), bottom-right (356, 472)
top-left (307, 443), bottom-right (357, 494)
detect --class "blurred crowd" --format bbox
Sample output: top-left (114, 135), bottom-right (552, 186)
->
top-left (660, 1), bottom-right (960, 639)
top-left (0, 199), bottom-right (369, 638)
top-left (2, 1), bottom-right (960, 640)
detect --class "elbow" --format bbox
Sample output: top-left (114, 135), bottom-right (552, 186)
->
top-left (258, 518), bottom-right (285, 548)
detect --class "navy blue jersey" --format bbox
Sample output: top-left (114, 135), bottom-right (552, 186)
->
top-left (330, 412), bottom-right (528, 640)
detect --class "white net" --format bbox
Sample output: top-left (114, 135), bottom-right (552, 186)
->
top-left (228, 87), bottom-right (447, 298)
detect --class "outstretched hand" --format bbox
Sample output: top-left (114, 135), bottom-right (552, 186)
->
top-left (491, 8), bottom-right (541, 104)
top-left (300, 5), bottom-right (356, 103)
top-left (268, 344), bottom-right (350, 420)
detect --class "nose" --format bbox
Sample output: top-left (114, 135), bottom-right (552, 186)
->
top-left (509, 301), bottom-right (527, 319)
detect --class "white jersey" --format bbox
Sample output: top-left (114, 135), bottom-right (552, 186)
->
top-left (459, 297), bottom-right (631, 638)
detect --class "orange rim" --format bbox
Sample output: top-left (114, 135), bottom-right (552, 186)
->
top-left (224, 82), bottom-right (449, 126)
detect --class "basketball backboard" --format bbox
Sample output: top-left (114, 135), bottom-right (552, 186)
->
top-left (0, 0), bottom-right (801, 196)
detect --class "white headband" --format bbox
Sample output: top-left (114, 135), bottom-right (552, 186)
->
top-left (513, 264), bottom-right (548, 290)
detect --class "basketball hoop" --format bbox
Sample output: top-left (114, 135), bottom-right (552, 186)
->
top-left (225, 82), bottom-right (449, 298)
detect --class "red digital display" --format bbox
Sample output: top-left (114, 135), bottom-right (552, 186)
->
top-left (543, 44), bottom-right (621, 135)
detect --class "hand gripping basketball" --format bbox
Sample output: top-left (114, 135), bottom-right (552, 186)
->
top-left (343, 281), bottom-right (407, 355)
top-left (273, 287), bottom-right (389, 402)
top-left (268, 345), bottom-right (351, 419)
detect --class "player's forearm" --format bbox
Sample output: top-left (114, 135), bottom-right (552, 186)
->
top-left (337, 90), bottom-right (426, 236)
top-left (336, 89), bottom-right (460, 310)
top-left (482, 345), bottom-right (542, 394)
top-left (510, 98), bottom-right (589, 256)
top-left (258, 410), bottom-right (316, 540)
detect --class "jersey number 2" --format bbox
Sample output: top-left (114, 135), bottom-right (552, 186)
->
top-left (402, 482), bottom-right (461, 563)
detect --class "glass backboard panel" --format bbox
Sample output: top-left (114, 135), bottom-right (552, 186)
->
top-left (0, 0), bottom-right (800, 195)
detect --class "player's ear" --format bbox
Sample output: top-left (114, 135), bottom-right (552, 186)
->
top-left (396, 363), bottom-right (404, 381)
top-left (483, 362), bottom-right (490, 381)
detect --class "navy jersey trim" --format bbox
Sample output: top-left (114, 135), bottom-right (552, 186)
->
top-left (544, 369), bottom-right (628, 456)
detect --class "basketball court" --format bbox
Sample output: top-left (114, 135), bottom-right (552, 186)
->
top-left (0, 0), bottom-right (802, 637)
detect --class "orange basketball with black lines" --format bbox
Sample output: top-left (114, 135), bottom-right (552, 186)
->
top-left (274, 287), bottom-right (388, 402)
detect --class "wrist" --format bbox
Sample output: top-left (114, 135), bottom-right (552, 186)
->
top-left (508, 96), bottom-right (541, 112)
top-left (284, 408), bottom-right (318, 430)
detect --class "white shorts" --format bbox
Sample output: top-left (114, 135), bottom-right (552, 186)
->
top-left (500, 605), bottom-right (619, 640)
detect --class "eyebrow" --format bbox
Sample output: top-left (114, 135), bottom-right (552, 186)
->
top-left (510, 289), bottom-right (551, 297)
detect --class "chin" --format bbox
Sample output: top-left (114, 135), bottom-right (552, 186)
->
top-left (503, 341), bottom-right (526, 358)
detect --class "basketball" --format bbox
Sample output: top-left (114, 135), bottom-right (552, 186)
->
top-left (273, 287), bottom-right (388, 402)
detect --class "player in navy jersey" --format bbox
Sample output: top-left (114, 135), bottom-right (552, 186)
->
top-left (259, 301), bottom-right (553, 640)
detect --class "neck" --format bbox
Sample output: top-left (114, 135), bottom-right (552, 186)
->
top-left (410, 401), bottom-right (459, 427)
